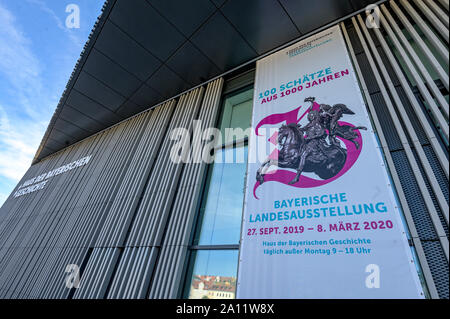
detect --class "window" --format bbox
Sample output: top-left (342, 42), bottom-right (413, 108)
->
top-left (183, 85), bottom-right (253, 299)
top-left (194, 146), bottom-right (248, 246)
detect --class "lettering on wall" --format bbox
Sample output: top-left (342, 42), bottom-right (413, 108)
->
top-left (13, 155), bottom-right (92, 198)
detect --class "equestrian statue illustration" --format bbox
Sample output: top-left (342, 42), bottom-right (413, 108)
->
top-left (256, 97), bottom-right (367, 185)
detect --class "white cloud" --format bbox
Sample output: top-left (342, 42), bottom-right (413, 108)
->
top-left (0, 106), bottom-right (44, 180)
top-left (26, 0), bottom-right (83, 47)
top-left (0, 3), bottom-right (54, 206)
top-left (0, 193), bottom-right (7, 207)
top-left (0, 1), bottom-right (100, 207)
top-left (0, 4), bottom-right (46, 119)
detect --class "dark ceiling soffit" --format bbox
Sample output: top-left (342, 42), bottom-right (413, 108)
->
top-left (32, 0), bottom-right (387, 165)
top-left (32, 0), bottom-right (118, 164)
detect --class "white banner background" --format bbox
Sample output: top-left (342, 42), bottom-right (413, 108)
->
top-left (236, 25), bottom-right (424, 299)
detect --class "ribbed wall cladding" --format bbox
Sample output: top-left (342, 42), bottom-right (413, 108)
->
top-left (73, 247), bottom-right (121, 299)
top-left (37, 113), bottom-right (154, 299)
top-left (341, 0), bottom-right (448, 298)
top-left (107, 247), bottom-right (158, 299)
top-left (0, 1), bottom-right (448, 300)
top-left (102, 80), bottom-right (223, 299)
top-left (149, 79), bottom-right (224, 299)
top-left (0, 105), bottom-right (162, 298)
top-left (0, 78), bottom-right (223, 299)
top-left (94, 100), bottom-right (176, 249)
top-left (124, 87), bottom-right (205, 248)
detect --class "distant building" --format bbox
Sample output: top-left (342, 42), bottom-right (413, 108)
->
top-left (189, 276), bottom-right (236, 299)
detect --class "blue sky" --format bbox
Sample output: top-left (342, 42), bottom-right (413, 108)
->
top-left (0, 0), bottom-right (104, 206)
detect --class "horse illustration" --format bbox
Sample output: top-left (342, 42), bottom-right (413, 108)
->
top-left (316, 100), bottom-right (367, 149)
top-left (256, 97), bottom-right (366, 185)
top-left (256, 116), bottom-right (347, 185)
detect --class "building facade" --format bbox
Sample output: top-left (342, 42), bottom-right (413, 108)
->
top-left (0, 0), bottom-right (448, 299)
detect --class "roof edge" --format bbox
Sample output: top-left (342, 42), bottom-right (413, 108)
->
top-left (32, 0), bottom-right (117, 164)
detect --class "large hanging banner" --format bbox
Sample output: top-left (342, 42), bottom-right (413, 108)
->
top-left (237, 25), bottom-right (424, 298)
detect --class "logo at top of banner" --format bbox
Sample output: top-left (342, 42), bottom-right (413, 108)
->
top-left (254, 97), bottom-right (366, 199)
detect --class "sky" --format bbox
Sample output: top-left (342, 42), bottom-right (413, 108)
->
top-left (0, 0), bottom-right (105, 207)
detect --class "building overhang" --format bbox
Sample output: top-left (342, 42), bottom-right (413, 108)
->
top-left (33, 0), bottom-right (378, 163)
